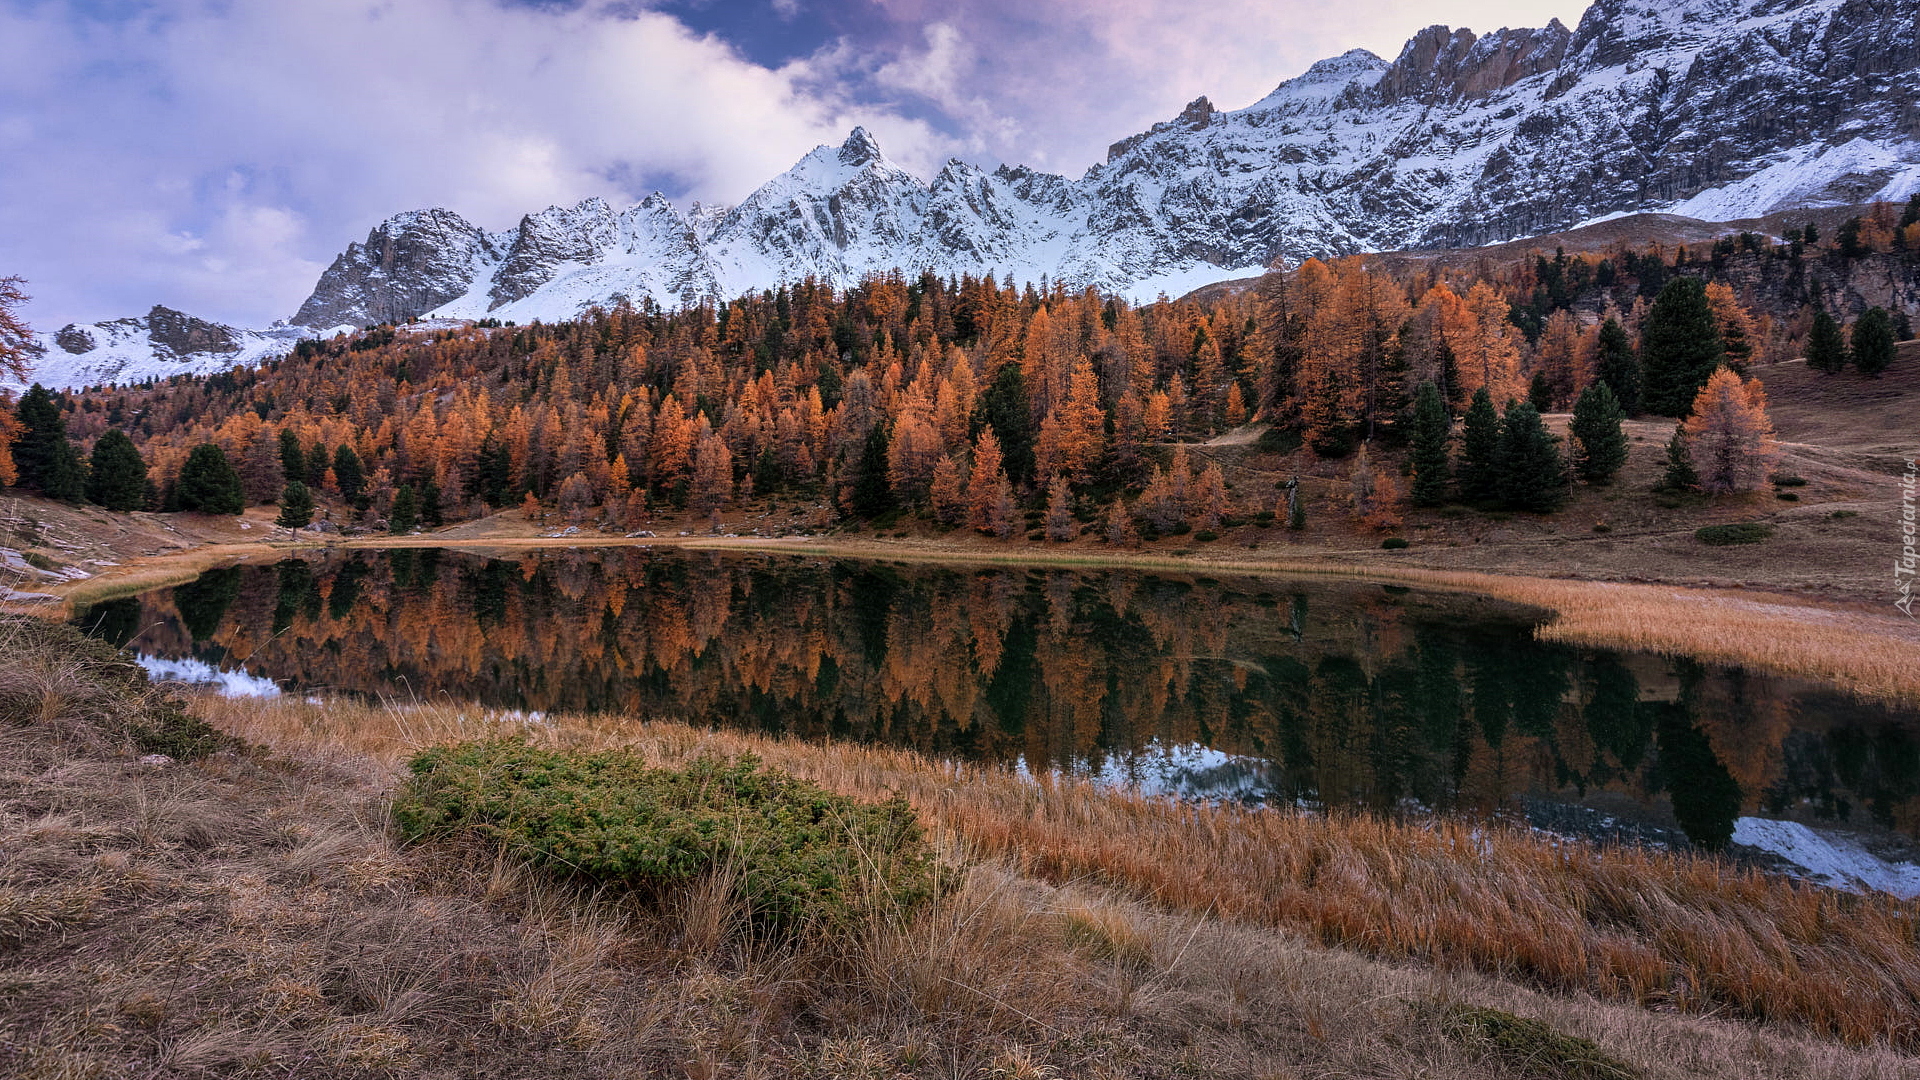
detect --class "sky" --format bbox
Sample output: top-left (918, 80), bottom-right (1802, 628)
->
top-left (0, 0), bottom-right (1589, 330)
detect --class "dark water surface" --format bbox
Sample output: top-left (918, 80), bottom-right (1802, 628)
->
top-left (77, 547), bottom-right (1920, 859)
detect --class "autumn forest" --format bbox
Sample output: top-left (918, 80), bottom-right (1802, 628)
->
top-left (10, 204), bottom-right (1914, 537)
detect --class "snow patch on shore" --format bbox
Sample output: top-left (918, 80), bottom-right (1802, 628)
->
top-left (1731, 817), bottom-right (1920, 899)
top-left (136, 655), bottom-right (282, 698)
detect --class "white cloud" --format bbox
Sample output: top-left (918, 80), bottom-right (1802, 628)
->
top-left (0, 0), bottom-right (950, 328)
top-left (858, 0), bottom-right (1589, 171)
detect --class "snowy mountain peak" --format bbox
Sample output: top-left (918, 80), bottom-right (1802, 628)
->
top-left (1244, 49), bottom-right (1390, 116)
top-left (838, 126), bottom-right (887, 167)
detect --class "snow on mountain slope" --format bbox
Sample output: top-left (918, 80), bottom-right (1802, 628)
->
top-left (12, 307), bottom-right (313, 393)
top-left (23, 0), bottom-right (1920, 388)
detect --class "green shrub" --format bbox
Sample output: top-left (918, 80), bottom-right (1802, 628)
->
top-left (1431, 1003), bottom-right (1639, 1080)
top-left (1772, 474), bottom-right (1807, 487)
top-left (1380, 537), bottom-right (1409, 550)
top-left (23, 551), bottom-right (59, 572)
top-left (1194, 529), bottom-right (1219, 542)
top-left (1831, 510), bottom-right (1858, 520)
top-left (1695, 523), bottom-right (1774, 546)
top-left (1253, 510), bottom-right (1276, 525)
top-left (394, 743), bottom-right (947, 934)
top-left (1775, 491), bottom-right (1799, 501)
top-left (128, 707), bottom-right (229, 761)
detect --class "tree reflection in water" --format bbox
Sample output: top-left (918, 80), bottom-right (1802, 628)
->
top-left (78, 548), bottom-right (1920, 846)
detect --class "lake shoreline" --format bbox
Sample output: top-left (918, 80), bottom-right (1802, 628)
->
top-left (25, 523), bottom-right (1920, 706)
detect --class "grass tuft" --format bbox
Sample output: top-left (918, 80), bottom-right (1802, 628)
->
top-left (1431, 1003), bottom-right (1641, 1079)
top-left (0, 615), bottom-right (228, 760)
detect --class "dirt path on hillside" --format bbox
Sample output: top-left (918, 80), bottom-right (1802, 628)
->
top-left (1201, 424), bottom-right (1268, 447)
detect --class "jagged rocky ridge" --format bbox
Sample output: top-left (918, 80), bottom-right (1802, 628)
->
top-left (26, 0), bottom-right (1920, 387)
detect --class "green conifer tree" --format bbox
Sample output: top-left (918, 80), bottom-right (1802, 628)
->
top-left (1805, 309), bottom-right (1847, 373)
top-left (1661, 424), bottom-right (1699, 492)
top-left (276, 480), bottom-right (314, 529)
top-left (332, 444), bottom-right (367, 507)
top-left (305, 440), bottom-right (329, 487)
top-left (278, 428), bottom-right (305, 481)
top-left (850, 423), bottom-right (895, 518)
top-left (1457, 388), bottom-right (1502, 504)
top-left (1849, 307), bottom-right (1895, 377)
top-left (1528, 371), bottom-right (1555, 413)
top-left (417, 477), bottom-right (444, 527)
top-left (1435, 340), bottom-right (1464, 410)
top-left (389, 483), bottom-right (418, 534)
top-left (1495, 402), bottom-right (1566, 512)
top-left (1569, 382), bottom-right (1628, 483)
top-left (1408, 381), bottom-right (1452, 507)
top-left (12, 383), bottom-right (85, 500)
top-left (85, 429), bottom-right (148, 510)
top-left (177, 444), bottom-right (244, 514)
top-left (1639, 278), bottom-right (1724, 415)
top-left (40, 440), bottom-right (86, 503)
top-left (975, 364), bottom-right (1034, 486)
top-left (1835, 216), bottom-right (1867, 259)
top-left (1593, 317), bottom-right (1640, 416)
top-left (475, 435), bottom-right (513, 506)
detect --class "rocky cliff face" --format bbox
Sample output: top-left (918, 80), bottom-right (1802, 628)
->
top-left (293, 209), bottom-right (504, 330)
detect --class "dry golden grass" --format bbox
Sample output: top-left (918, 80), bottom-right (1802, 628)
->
top-left (13, 543), bottom-right (284, 615)
top-left (202, 692), bottom-right (1920, 1056)
top-left (8, 636), bottom-right (1920, 1078)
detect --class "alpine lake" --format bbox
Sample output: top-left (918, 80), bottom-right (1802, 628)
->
top-left (78, 545), bottom-right (1920, 892)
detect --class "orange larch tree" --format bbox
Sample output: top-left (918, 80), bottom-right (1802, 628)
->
top-left (1683, 367), bottom-right (1779, 494)
top-left (966, 429), bottom-right (1008, 535)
